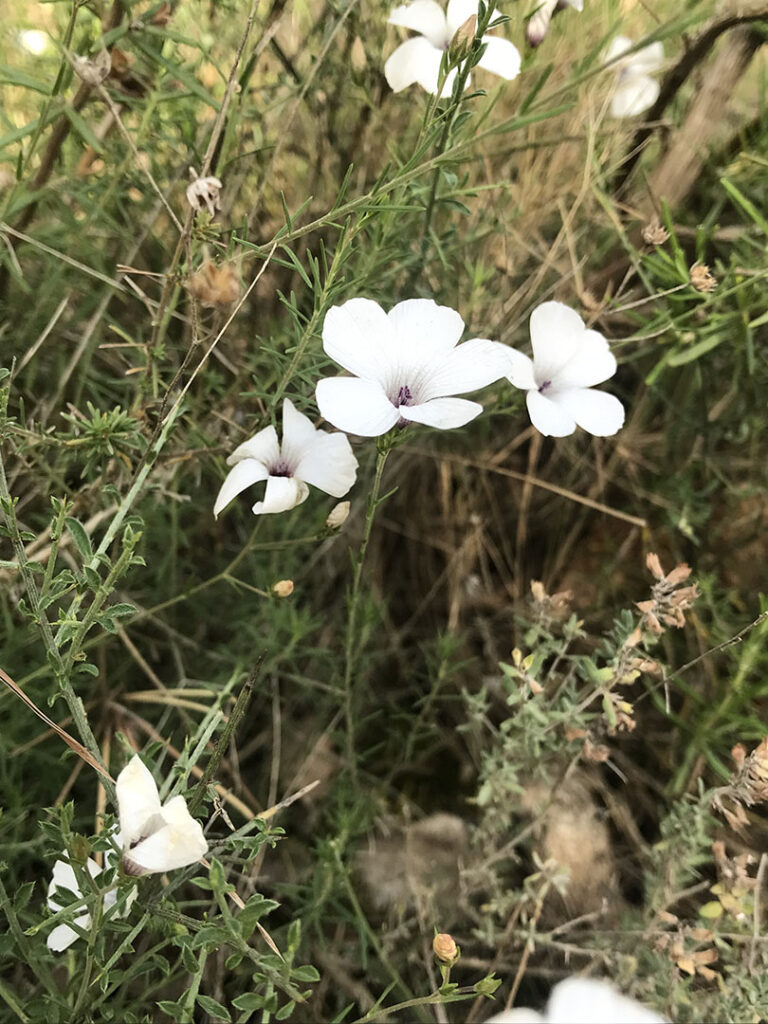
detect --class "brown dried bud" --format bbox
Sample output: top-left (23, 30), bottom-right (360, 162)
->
top-left (350, 36), bottom-right (367, 73)
top-left (432, 932), bottom-right (459, 964)
top-left (732, 743), bottom-right (747, 766)
top-left (642, 221), bottom-right (669, 246)
top-left (690, 263), bottom-right (717, 293)
top-left (73, 50), bottom-right (111, 85)
top-left (272, 579), bottom-right (294, 598)
top-left (449, 15), bottom-right (477, 62)
top-left (666, 563), bottom-right (692, 586)
top-left (583, 738), bottom-right (610, 762)
top-left (326, 501), bottom-right (350, 530)
top-left (646, 552), bottom-right (664, 580)
top-left (187, 261), bottom-right (241, 307)
top-left (151, 2), bottom-right (172, 26)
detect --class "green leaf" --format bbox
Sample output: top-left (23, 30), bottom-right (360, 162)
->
top-left (721, 177), bottom-right (768, 238)
top-left (65, 517), bottom-right (93, 561)
top-left (0, 64), bottom-right (51, 94)
top-left (291, 965), bottom-right (319, 984)
top-left (63, 107), bottom-right (105, 154)
top-left (196, 994), bottom-right (231, 1021)
top-left (275, 1001), bottom-right (296, 1020)
top-left (699, 900), bottom-right (724, 919)
top-left (666, 334), bottom-right (723, 366)
top-left (232, 993), bottom-right (265, 1011)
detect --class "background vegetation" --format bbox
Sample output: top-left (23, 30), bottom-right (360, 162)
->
top-left (1, 0), bottom-right (768, 1020)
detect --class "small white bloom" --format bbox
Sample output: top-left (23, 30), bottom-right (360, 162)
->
top-left (605, 36), bottom-right (664, 118)
top-left (18, 29), bottom-right (51, 55)
top-left (385, 0), bottom-right (521, 97)
top-left (315, 297), bottom-right (514, 437)
top-left (116, 755), bottom-right (208, 875)
top-left (526, 0), bottom-right (583, 48)
top-left (506, 301), bottom-right (624, 438)
top-left (485, 977), bottom-right (667, 1023)
top-left (186, 169), bottom-right (222, 217)
top-left (214, 398), bottom-right (358, 518)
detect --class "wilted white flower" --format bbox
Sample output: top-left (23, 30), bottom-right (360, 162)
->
top-left (526, 0), bottom-right (583, 48)
top-left (485, 977), bottom-right (667, 1023)
top-left (385, 0), bottom-right (521, 97)
top-left (117, 755), bottom-right (207, 875)
top-left (506, 301), bottom-right (624, 437)
top-left (214, 398), bottom-right (358, 518)
top-left (186, 169), bottom-right (222, 217)
top-left (315, 297), bottom-right (513, 436)
top-left (605, 36), bottom-right (663, 118)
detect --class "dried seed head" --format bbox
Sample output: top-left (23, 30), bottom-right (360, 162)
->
top-left (73, 49), bottom-right (111, 85)
top-left (646, 552), bottom-right (664, 579)
top-left (432, 932), bottom-right (459, 964)
top-left (690, 262), bottom-right (717, 293)
top-left (272, 579), bottom-right (294, 598)
top-left (187, 260), bottom-right (241, 307)
top-left (449, 15), bottom-right (477, 62)
top-left (326, 500), bottom-right (350, 530)
top-left (642, 221), bottom-right (669, 246)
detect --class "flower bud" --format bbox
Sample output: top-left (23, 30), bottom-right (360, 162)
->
top-left (350, 36), bottom-right (367, 73)
top-left (449, 15), bottom-right (477, 63)
top-left (690, 263), bottom-right (717, 293)
top-left (326, 501), bottom-right (350, 530)
top-left (186, 169), bottom-right (223, 217)
top-left (433, 932), bottom-right (459, 964)
top-left (273, 580), bottom-right (294, 598)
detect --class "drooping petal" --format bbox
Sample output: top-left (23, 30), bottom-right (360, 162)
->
top-left (214, 459), bottom-right (270, 518)
top-left (551, 388), bottom-right (625, 436)
top-left (387, 298), bottom-right (465, 374)
top-left (226, 424), bottom-right (280, 468)
top-left (124, 796), bottom-right (207, 875)
top-left (385, 36), bottom-right (452, 95)
top-left (418, 338), bottom-right (516, 400)
top-left (529, 301), bottom-right (585, 381)
top-left (293, 431), bottom-right (358, 498)
top-left (116, 755), bottom-right (163, 849)
top-left (322, 298), bottom-right (394, 381)
top-left (547, 978), bottom-right (666, 1024)
top-left (316, 377), bottom-right (401, 436)
top-left (551, 330), bottom-right (617, 389)
top-left (400, 396), bottom-right (483, 429)
top-left (526, 0), bottom-right (558, 47)
top-left (611, 74), bottom-right (660, 118)
top-left (252, 476), bottom-right (310, 516)
top-left (279, 398), bottom-right (321, 471)
top-left (445, 0), bottom-right (480, 37)
top-left (526, 389), bottom-right (577, 437)
top-left (505, 350), bottom-right (538, 391)
top-left (388, 0), bottom-right (450, 47)
top-left (477, 35), bottom-right (521, 80)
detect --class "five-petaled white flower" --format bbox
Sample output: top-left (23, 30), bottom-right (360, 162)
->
top-left (186, 169), bottom-right (222, 217)
top-left (484, 977), bottom-right (667, 1023)
top-left (214, 398), bottom-right (358, 518)
top-left (117, 755), bottom-right (208, 875)
top-left (315, 297), bottom-right (513, 436)
top-left (605, 36), bottom-right (663, 118)
top-left (385, 0), bottom-right (521, 97)
top-left (526, 0), bottom-right (583, 48)
top-left (506, 301), bottom-right (624, 437)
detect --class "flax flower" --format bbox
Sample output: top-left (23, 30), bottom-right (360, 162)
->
top-left (526, 0), bottom-right (583, 48)
top-left (506, 301), bottom-right (624, 437)
top-left (116, 755), bottom-right (207, 875)
top-left (47, 855), bottom-right (109, 952)
top-left (315, 297), bottom-right (513, 436)
top-left (385, 0), bottom-right (521, 96)
top-left (485, 977), bottom-right (667, 1023)
top-left (214, 398), bottom-right (358, 518)
top-left (606, 36), bottom-right (663, 118)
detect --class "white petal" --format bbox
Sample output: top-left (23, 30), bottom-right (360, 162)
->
top-left (47, 922), bottom-right (86, 952)
top-left (628, 41), bottom-right (664, 76)
top-left (506, 350), bottom-right (538, 391)
top-left (294, 431), bottom-right (358, 498)
top-left (552, 388), bottom-right (625, 436)
top-left (482, 1009), bottom-right (544, 1024)
top-left (116, 756), bottom-right (163, 849)
top-left (552, 330), bottom-right (617, 389)
top-left (401, 396), bottom-right (483, 429)
top-left (526, 0), bottom-right (558, 47)
top-left (605, 35), bottom-right (633, 64)
top-left (322, 298), bottom-right (394, 381)
top-left (547, 979), bottom-right (666, 1024)
top-left (388, 0), bottom-right (449, 47)
top-left (387, 298), bottom-right (465, 371)
top-left (477, 35), bottom-right (521, 80)
top-left (611, 75), bottom-right (660, 118)
top-left (445, 0), bottom-right (480, 37)
top-left (526, 389), bottom-right (576, 437)
top-left (316, 377), bottom-right (400, 436)
top-left (529, 301), bottom-right (585, 383)
top-left (419, 338), bottom-right (515, 400)
top-left (47, 860), bottom-right (83, 912)
top-left (253, 476), bottom-right (309, 516)
top-left (279, 398), bottom-right (319, 470)
top-left (226, 424), bottom-right (279, 468)
top-left (125, 796), bottom-right (207, 875)
top-left (385, 36), bottom-right (451, 95)
top-left (214, 459), bottom-right (270, 518)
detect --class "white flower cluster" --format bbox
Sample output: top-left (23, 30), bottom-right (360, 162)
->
top-left (485, 976), bottom-right (667, 1023)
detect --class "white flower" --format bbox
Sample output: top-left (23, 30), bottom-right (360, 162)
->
top-left (485, 977), bottom-right (667, 1023)
top-left (605, 36), bottom-right (663, 118)
top-left (186, 169), bottom-right (222, 216)
top-left (214, 398), bottom-right (358, 518)
top-left (385, 0), bottom-right (521, 97)
top-left (526, 0), bottom-right (583, 48)
top-left (116, 755), bottom-right (208, 875)
top-left (315, 297), bottom-right (514, 437)
top-left (506, 301), bottom-right (624, 437)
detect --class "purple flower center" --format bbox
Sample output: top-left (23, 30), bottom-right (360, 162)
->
top-left (270, 460), bottom-right (293, 478)
top-left (538, 379), bottom-right (553, 394)
top-left (396, 385), bottom-right (414, 407)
